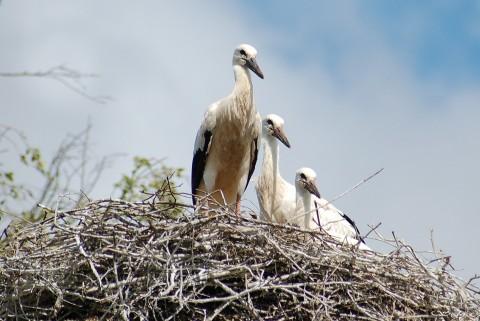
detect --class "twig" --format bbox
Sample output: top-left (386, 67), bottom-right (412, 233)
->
top-left (329, 168), bottom-right (384, 204)
top-left (1, 191), bottom-right (478, 321)
top-left (0, 65), bottom-right (111, 104)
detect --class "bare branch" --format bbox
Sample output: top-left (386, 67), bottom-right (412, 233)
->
top-left (1, 191), bottom-right (479, 320)
top-left (28, 121), bottom-right (121, 218)
top-left (329, 167), bottom-right (385, 204)
top-left (0, 65), bottom-right (111, 104)
top-left (0, 124), bottom-right (28, 154)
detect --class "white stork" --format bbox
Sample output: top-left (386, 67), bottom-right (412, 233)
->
top-left (294, 167), bottom-right (370, 250)
top-left (191, 44), bottom-right (264, 214)
top-left (255, 114), bottom-right (295, 223)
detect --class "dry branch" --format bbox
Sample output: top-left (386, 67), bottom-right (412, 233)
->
top-left (0, 65), bottom-right (110, 104)
top-left (0, 187), bottom-right (479, 320)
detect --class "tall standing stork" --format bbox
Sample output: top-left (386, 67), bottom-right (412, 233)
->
top-left (255, 114), bottom-right (294, 223)
top-left (294, 167), bottom-right (370, 250)
top-left (191, 44), bottom-right (264, 214)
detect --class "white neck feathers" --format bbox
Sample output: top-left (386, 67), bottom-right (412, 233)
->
top-left (222, 65), bottom-right (255, 128)
top-left (233, 64), bottom-right (252, 91)
top-left (262, 136), bottom-right (280, 178)
top-left (296, 189), bottom-right (312, 229)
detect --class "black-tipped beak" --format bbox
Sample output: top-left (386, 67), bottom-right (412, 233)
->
top-left (246, 57), bottom-right (264, 79)
top-left (304, 180), bottom-right (321, 198)
top-left (273, 128), bottom-right (291, 148)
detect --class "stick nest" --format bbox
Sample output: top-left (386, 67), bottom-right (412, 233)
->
top-left (1, 188), bottom-right (479, 321)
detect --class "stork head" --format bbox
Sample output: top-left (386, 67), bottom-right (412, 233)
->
top-left (295, 167), bottom-right (321, 198)
top-left (262, 114), bottom-right (291, 148)
top-left (233, 44), bottom-right (264, 79)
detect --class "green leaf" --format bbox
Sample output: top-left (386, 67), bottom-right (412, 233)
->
top-left (5, 172), bottom-right (14, 182)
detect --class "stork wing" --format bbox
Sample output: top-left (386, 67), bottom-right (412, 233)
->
top-left (314, 198), bottom-right (365, 243)
top-left (244, 113), bottom-right (261, 191)
top-left (338, 210), bottom-right (364, 243)
top-left (313, 201), bottom-right (321, 229)
top-left (191, 105), bottom-right (217, 205)
top-left (244, 137), bottom-right (258, 191)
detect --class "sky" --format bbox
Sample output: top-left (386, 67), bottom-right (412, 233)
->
top-left (1, 1), bottom-right (479, 281)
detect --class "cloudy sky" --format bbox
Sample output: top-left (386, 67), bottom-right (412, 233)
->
top-left (1, 1), bottom-right (479, 280)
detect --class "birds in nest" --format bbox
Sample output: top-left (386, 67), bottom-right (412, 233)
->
top-left (191, 44), bottom-right (370, 250)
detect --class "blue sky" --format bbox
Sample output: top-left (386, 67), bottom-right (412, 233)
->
top-left (242, 1), bottom-right (480, 86)
top-left (366, 2), bottom-right (480, 82)
top-left (1, 1), bottom-right (479, 281)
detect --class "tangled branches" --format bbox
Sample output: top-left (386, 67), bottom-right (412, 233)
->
top-left (0, 188), bottom-right (479, 320)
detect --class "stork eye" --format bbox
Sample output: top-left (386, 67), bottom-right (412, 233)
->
top-left (266, 119), bottom-right (273, 126)
top-left (239, 49), bottom-right (246, 56)
top-left (300, 173), bottom-right (306, 180)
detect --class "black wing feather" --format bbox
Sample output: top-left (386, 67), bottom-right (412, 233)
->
top-left (244, 137), bottom-right (258, 191)
top-left (340, 212), bottom-right (365, 243)
top-left (191, 130), bottom-right (212, 205)
top-left (314, 201), bottom-right (321, 230)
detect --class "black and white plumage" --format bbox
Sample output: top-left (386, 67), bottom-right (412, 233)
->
top-left (191, 44), bottom-right (264, 213)
top-left (255, 114), bottom-right (295, 223)
top-left (294, 167), bottom-right (370, 250)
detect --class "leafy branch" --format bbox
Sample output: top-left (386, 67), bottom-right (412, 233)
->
top-left (114, 156), bottom-right (184, 202)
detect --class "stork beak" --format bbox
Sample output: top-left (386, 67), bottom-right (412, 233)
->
top-left (273, 127), bottom-right (291, 148)
top-left (304, 180), bottom-right (321, 198)
top-left (246, 57), bottom-right (264, 79)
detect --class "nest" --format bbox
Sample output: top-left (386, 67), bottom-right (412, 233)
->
top-left (1, 188), bottom-right (479, 321)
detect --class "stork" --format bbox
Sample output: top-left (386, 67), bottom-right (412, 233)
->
top-left (191, 44), bottom-right (264, 214)
top-left (294, 167), bottom-right (370, 250)
top-left (255, 114), bottom-right (295, 223)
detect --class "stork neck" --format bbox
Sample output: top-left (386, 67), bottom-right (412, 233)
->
top-left (296, 190), bottom-right (312, 229)
top-left (262, 136), bottom-right (280, 178)
top-left (232, 65), bottom-right (253, 98)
